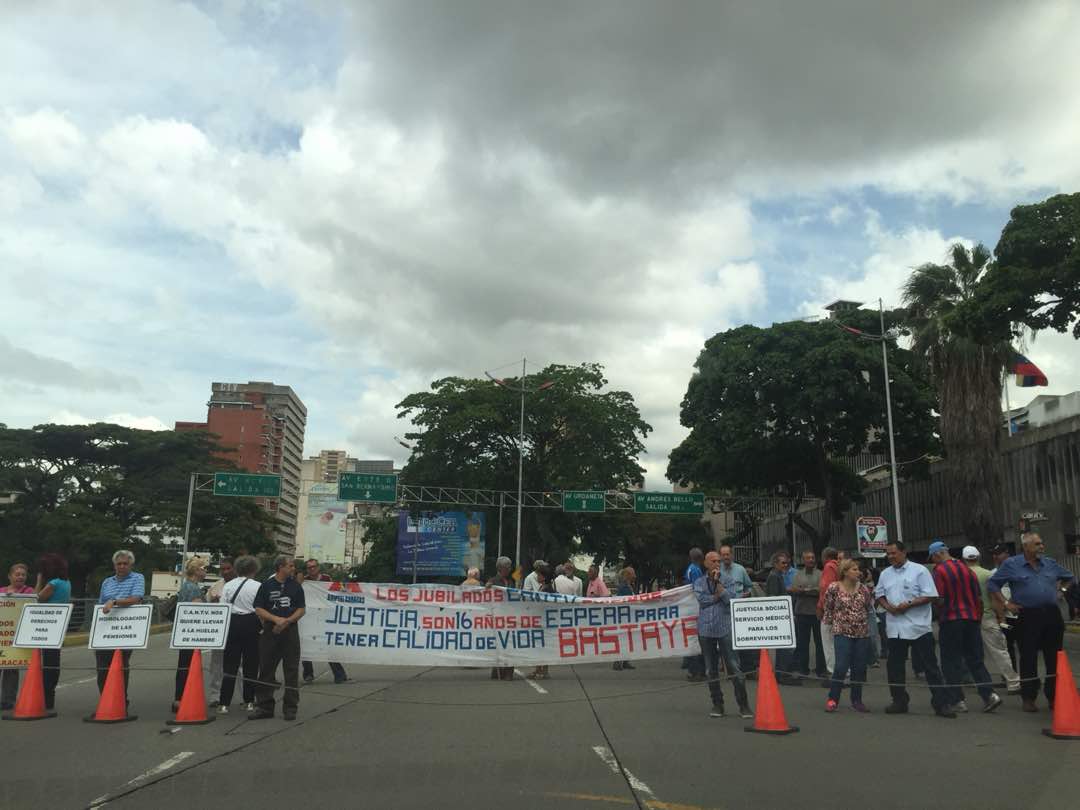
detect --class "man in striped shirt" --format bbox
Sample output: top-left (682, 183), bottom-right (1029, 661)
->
top-left (95, 549), bottom-right (146, 699)
top-left (929, 541), bottom-right (1001, 714)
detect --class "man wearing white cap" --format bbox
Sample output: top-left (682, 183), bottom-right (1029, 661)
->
top-left (930, 542), bottom-right (1002, 713)
top-left (963, 546), bottom-right (1020, 695)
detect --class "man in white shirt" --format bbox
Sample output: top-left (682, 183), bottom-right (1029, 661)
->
top-left (522, 560), bottom-right (546, 592)
top-left (554, 562), bottom-right (583, 596)
top-left (874, 540), bottom-right (954, 718)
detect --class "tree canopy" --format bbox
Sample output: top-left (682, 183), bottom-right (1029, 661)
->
top-left (667, 313), bottom-right (938, 552)
top-left (950, 193), bottom-right (1080, 341)
top-left (394, 362), bottom-right (655, 571)
top-left (0, 423), bottom-right (277, 595)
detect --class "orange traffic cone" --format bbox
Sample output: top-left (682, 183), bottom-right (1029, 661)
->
top-left (744, 648), bottom-right (799, 735)
top-left (1042, 650), bottom-right (1080, 740)
top-left (2, 649), bottom-right (56, 721)
top-left (167, 649), bottom-right (214, 725)
top-left (84, 649), bottom-right (137, 723)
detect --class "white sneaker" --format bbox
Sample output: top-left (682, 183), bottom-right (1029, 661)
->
top-left (953, 700), bottom-right (969, 713)
top-left (245, 702), bottom-right (255, 712)
top-left (983, 693), bottom-right (1002, 713)
top-left (217, 704), bottom-right (229, 715)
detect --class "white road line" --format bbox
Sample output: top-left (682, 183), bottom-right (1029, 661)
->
top-left (513, 669), bottom-right (549, 694)
top-left (56, 676), bottom-right (97, 690)
top-left (89, 752), bottom-right (196, 808)
top-left (591, 745), bottom-right (657, 800)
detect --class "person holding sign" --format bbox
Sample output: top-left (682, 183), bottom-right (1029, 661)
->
top-left (34, 554), bottom-right (71, 712)
top-left (251, 556), bottom-right (306, 721)
top-left (95, 550), bottom-right (145, 699)
top-left (171, 558), bottom-right (206, 713)
top-left (693, 551), bottom-right (752, 719)
top-left (1, 563), bottom-right (35, 710)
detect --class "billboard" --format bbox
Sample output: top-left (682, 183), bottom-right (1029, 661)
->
top-left (396, 511), bottom-right (486, 577)
top-left (856, 516), bottom-right (888, 558)
top-left (304, 483), bottom-right (348, 565)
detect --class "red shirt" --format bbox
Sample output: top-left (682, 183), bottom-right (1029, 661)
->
top-left (932, 558), bottom-right (982, 622)
top-left (817, 559), bottom-right (839, 613)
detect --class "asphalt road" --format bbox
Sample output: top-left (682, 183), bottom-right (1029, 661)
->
top-left (3, 633), bottom-right (1079, 809)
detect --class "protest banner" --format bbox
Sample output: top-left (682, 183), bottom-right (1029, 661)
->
top-left (0, 595), bottom-right (35, 668)
top-left (89, 605), bottom-right (153, 650)
top-left (300, 582), bottom-right (700, 667)
top-left (170, 603), bottom-right (231, 650)
top-left (729, 596), bottom-right (796, 650)
top-left (14, 604), bottom-right (73, 649)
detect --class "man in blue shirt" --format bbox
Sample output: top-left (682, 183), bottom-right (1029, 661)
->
top-left (95, 549), bottom-right (145, 701)
top-left (683, 548), bottom-right (706, 681)
top-left (694, 550), bottom-right (752, 719)
top-left (988, 532), bottom-right (1074, 712)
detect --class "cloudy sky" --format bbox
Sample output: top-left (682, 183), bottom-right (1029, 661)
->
top-left (2, 1), bottom-right (1079, 487)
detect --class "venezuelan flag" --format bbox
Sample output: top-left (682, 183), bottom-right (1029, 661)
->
top-left (1011, 353), bottom-right (1048, 387)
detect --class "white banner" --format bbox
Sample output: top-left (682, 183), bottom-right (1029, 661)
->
top-left (89, 605), bottom-right (153, 650)
top-left (299, 582), bottom-right (701, 667)
top-left (14, 604), bottom-right (73, 649)
top-left (170, 603), bottom-right (232, 650)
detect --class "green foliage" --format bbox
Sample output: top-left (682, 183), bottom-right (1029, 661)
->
top-left (395, 362), bottom-right (653, 571)
top-left (950, 193), bottom-right (1080, 341)
top-left (0, 423), bottom-right (277, 595)
top-left (667, 315), bottom-right (938, 551)
top-left (348, 516), bottom-right (403, 583)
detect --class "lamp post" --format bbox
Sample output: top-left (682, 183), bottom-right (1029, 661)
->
top-left (878, 298), bottom-right (905, 546)
top-left (485, 358), bottom-right (555, 572)
top-left (394, 435), bottom-right (421, 583)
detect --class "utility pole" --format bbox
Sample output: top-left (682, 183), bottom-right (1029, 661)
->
top-left (879, 298), bottom-right (905, 545)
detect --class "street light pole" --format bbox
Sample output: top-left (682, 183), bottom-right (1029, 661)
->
top-left (879, 298), bottom-right (905, 545)
top-left (515, 357), bottom-right (526, 572)
top-left (181, 473), bottom-right (195, 568)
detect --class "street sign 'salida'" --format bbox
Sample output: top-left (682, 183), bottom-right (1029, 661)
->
top-left (562, 491), bottom-right (605, 513)
top-left (213, 472), bottom-right (281, 498)
top-left (339, 472), bottom-right (398, 503)
top-left (633, 491), bottom-right (705, 514)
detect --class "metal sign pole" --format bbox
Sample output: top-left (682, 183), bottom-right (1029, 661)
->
top-left (181, 473), bottom-right (195, 567)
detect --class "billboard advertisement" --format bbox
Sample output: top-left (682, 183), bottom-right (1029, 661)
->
top-left (396, 511), bottom-right (486, 577)
top-left (305, 483), bottom-right (348, 565)
top-left (856, 516), bottom-right (888, 558)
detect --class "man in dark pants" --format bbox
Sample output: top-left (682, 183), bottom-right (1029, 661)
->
top-left (988, 532), bottom-right (1074, 712)
top-left (766, 552), bottom-right (800, 684)
top-left (929, 542), bottom-right (1001, 713)
top-left (301, 558), bottom-right (347, 684)
top-left (682, 547), bottom-right (706, 681)
top-left (94, 550), bottom-right (145, 704)
top-left (790, 550), bottom-right (826, 679)
top-left (874, 540), bottom-right (955, 718)
top-left (990, 544), bottom-right (1020, 668)
top-left (251, 556), bottom-right (306, 721)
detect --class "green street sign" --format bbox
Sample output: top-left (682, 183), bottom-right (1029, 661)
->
top-left (213, 472), bottom-right (281, 498)
top-left (633, 491), bottom-right (705, 514)
top-left (562, 490), bottom-right (605, 513)
top-left (339, 472), bottom-right (398, 503)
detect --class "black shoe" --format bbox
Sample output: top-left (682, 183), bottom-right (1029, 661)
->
top-left (283, 712), bottom-right (296, 721)
top-left (249, 709), bottom-right (274, 720)
top-left (884, 703), bottom-right (908, 714)
top-left (709, 704), bottom-right (725, 718)
top-left (302, 675), bottom-right (314, 684)
top-left (334, 677), bottom-right (349, 684)
top-left (622, 662), bottom-right (635, 670)
top-left (613, 662), bottom-right (623, 671)
top-left (934, 706), bottom-right (957, 719)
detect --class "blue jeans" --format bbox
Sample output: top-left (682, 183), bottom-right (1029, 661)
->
top-left (829, 634), bottom-right (869, 704)
top-left (700, 635), bottom-right (749, 709)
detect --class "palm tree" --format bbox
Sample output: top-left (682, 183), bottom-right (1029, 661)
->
top-left (902, 243), bottom-right (1012, 548)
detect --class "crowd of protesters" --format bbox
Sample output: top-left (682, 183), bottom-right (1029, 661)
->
top-left (1, 530), bottom-right (1073, 724)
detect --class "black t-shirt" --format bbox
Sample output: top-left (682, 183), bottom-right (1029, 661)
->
top-left (253, 575), bottom-right (306, 620)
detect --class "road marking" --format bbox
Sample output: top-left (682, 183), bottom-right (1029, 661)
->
top-left (592, 745), bottom-right (656, 800)
top-left (56, 675), bottom-right (97, 690)
top-left (546, 791), bottom-right (716, 810)
top-left (89, 752), bottom-right (196, 807)
top-left (514, 669), bottom-right (548, 694)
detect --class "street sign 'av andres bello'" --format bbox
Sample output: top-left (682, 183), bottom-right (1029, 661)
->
top-left (212, 472), bottom-right (281, 498)
top-left (633, 491), bottom-right (705, 514)
top-left (339, 472), bottom-right (398, 503)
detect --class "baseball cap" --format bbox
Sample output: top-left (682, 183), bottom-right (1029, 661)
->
top-left (927, 540), bottom-right (949, 557)
top-left (962, 545), bottom-right (980, 560)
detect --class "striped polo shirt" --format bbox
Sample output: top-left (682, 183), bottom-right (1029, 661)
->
top-left (932, 558), bottom-right (981, 622)
top-left (98, 572), bottom-right (146, 604)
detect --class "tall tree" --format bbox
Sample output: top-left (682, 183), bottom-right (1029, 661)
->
top-left (668, 314), bottom-right (937, 554)
top-left (903, 243), bottom-right (1013, 547)
top-left (949, 193), bottom-right (1080, 341)
top-left (395, 363), bottom-right (652, 569)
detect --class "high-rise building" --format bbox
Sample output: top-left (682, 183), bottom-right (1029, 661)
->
top-left (176, 381), bottom-right (307, 554)
top-left (317, 450), bottom-right (348, 483)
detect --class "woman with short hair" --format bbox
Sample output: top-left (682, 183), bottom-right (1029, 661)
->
top-left (171, 558), bottom-right (206, 713)
top-left (822, 558), bottom-right (874, 713)
top-left (1, 563), bottom-right (35, 710)
top-left (219, 555), bottom-right (263, 714)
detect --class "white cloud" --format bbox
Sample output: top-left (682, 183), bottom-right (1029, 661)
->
top-left (46, 410), bottom-right (169, 432)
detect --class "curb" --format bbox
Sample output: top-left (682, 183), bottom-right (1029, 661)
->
top-left (63, 623), bottom-right (172, 648)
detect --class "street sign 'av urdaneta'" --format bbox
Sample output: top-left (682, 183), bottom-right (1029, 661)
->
top-left (632, 491), bottom-right (705, 514)
top-left (339, 472), bottom-right (398, 503)
top-left (562, 491), bottom-right (605, 513)
top-left (212, 472), bottom-right (281, 498)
